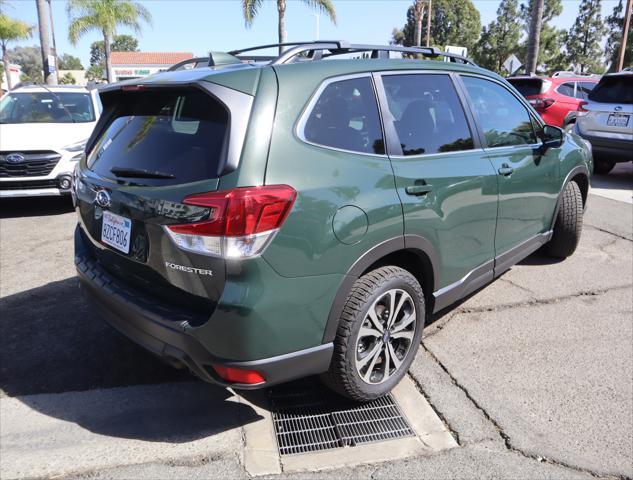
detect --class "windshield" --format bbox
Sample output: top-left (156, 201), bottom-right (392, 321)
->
top-left (0, 91), bottom-right (96, 124)
top-left (588, 76), bottom-right (633, 104)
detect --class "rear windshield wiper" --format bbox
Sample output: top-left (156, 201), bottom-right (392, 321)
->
top-left (110, 167), bottom-right (175, 179)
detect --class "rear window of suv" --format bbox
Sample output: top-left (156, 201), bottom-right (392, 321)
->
top-left (507, 78), bottom-right (545, 97)
top-left (588, 75), bottom-right (633, 104)
top-left (87, 88), bottom-right (228, 185)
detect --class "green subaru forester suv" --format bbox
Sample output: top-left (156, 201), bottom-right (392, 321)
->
top-left (74, 42), bottom-right (592, 401)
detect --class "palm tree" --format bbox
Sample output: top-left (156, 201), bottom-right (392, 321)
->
top-left (67, 0), bottom-right (151, 83)
top-left (413, 0), bottom-right (425, 47)
top-left (242, 0), bottom-right (336, 54)
top-left (0, 14), bottom-right (33, 90)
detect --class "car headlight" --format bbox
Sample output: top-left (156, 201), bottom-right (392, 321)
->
top-left (63, 139), bottom-right (88, 161)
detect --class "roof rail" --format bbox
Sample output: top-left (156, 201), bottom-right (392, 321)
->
top-left (228, 40), bottom-right (478, 66)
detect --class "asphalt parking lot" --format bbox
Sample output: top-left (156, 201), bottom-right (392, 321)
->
top-left (0, 163), bottom-right (631, 479)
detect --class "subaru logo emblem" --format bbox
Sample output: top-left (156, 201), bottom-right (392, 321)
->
top-left (615, 106), bottom-right (622, 112)
top-left (5, 153), bottom-right (25, 164)
top-left (95, 190), bottom-right (111, 208)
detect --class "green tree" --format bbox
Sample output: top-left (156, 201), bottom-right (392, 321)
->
top-left (241, 0), bottom-right (336, 54)
top-left (565, 0), bottom-right (607, 73)
top-left (519, 0), bottom-right (567, 73)
top-left (89, 34), bottom-right (138, 66)
top-left (67, 0), bottom-right (151, 83)
top-left (391, 0), bottom-right (481, 53)
top-left (6, 45), bottom-right (42, 83)
top-left (85, 63), bottom-right (104, 82)
top-left (0, 14), bottom-right (33, 90)
top-left (58, 53), bottom-right (83, 70)
top-left (59, 71), bottom-right (76, 84)
top-left (605, 0), bottom-right (633, 71)
top-left (473, 0), bottom-right (521, 73)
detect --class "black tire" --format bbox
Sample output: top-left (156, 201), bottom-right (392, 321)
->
top-left (594, 159), bottom-right (615, 175)
top-left (546, 180), bottom-right (583, 259)
top-left (321, 266), bottom-right (425, 402)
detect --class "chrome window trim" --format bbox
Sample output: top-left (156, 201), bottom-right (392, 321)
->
top-left (389, 147), bottom-right (485, 160)
top-left (295, 72), bottom-right (388, 158)
top-left (374, 70), bottom-right (481, 158)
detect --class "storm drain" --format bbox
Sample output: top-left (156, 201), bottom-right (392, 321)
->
top-left (269, 378), bottom-right (415, 456)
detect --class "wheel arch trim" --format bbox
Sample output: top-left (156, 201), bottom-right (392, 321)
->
top-left (322, 235), bottom-right (439, 343)
top-left (550, 164), bottom-right (590, 230)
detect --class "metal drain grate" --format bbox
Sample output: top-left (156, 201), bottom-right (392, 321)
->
top-left (269, 378), bottom-right (415, 456)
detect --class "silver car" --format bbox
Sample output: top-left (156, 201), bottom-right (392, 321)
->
top-left (574, 72), bottom-right (632, 174)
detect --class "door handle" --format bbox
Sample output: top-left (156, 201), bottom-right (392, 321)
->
top-left (405, 184), bottom-right (433, 196)
top-left (498, 164), bottom-right (514, 176)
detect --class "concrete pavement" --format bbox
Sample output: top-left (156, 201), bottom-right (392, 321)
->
top-left (0, 186), bottom-right (631, 479)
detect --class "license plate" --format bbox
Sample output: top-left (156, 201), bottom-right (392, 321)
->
top-left (607, 113), bottom-right (630, 127)
top-left (101, 210), bottom-right (132, 254)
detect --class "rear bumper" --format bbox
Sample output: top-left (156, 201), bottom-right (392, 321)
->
top-left (75, 227), bottom-right (333, 389)
top-left (574, 127), bottom-right (633, 162)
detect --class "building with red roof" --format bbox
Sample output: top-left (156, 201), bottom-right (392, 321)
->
top-left (110, 51), bottom-right (194, 82)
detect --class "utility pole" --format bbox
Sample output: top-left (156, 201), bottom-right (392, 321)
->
top-left (425, 0), bottom-right (432, 47)
top-left (525, 0), bottom-right (544, 75)
top-left (35, 0), bottom-right (57, 84)
top-left (617, 0), bottom-right (632, 71)
top-left (47, 0), bottom-right (58, 74)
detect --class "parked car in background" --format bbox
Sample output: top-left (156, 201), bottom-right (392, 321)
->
top-left (574, 72), bottom-right (633, 174)
top-left (74, 42), bottom-right (592, 402)
top-left (507, 75), bottom-right (599, 129)
top-left (0, 84), bottom-right (101, 198)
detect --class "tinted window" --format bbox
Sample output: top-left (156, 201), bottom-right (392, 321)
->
top-left (588, 75), bottom-right (633, 104)
top-left (0, 91), bottom-right (95, 124)
top-left (382, 74), bottom-right (474, 155)
top-left (577, 81), bottom-right (596, 99)
top-left (557, 82), bottom-right (576, 98)
top-left (87, 88), bottom-right (228, 186)
top-left (507, 78), bottom-right (544, 97)
top-left (303, 77), bottom-right (384, 154)
top-left (462, 76), bottom-right (537, 148)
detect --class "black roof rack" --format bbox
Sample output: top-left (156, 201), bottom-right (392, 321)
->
top-left (229, 40), bottom-right (478, 66)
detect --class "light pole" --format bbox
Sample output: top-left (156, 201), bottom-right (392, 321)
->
top-left (47, 0), bottom-right (58, 75)
top-left (35, 0), bottom-right (57, 84)
top-left (617, 0), bottom-right (632, 71)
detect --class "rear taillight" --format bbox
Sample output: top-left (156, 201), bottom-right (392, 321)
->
top-left (165, 185), bottom-right (297, 258)
top-left (577, 101), bottom-right (589, 112)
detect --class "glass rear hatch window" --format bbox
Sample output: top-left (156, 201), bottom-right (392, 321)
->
top-left (588, 75), bottom-right (633, 104)
top-left (507, 78), bottom-right (545, 97)
top-left (87, 88), bottom-right (228, 186)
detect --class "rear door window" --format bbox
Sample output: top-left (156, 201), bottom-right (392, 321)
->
top-left (381, 74), bottom-right (474, 155)
top-left (576, 81), bottom-right (597, 99)
top-left (588, 76), bottom-right (633, 104)
top-left (87, 88), bottom-right (228, 185)
top-left (302, 76), bottom-right (385, 155)
top-left (556, 82), bottom-right (576, 98)
top-left (462, 76), bottom-right (537, 148)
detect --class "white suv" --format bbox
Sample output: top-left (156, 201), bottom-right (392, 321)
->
top-left (0, 84), bottom-right (101, 197)
top-left (574, 72), bottom-right (633, 174)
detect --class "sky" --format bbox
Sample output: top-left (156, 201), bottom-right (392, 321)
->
top-left (2, 0), bottom-right (621, 68)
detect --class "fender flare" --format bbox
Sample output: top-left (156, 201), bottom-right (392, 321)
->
top-left (550, 164), bottom-right (590, 231)
top-left (322, 235), bottom-right (439, 343)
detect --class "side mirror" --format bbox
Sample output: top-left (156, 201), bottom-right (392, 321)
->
top-left (539, 125), bottom-right (565, 151)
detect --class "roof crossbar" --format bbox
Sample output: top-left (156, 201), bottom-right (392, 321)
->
top-left (228, 40), bottom-right (477, 66)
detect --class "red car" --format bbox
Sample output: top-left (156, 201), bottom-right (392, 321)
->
top-left (507, 75), bottom-right (599, 128)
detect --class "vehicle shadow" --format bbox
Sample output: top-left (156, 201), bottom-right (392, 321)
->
top-left (591, 162), bottom-right (633, 191)
top-left (0, 196), bottom-right (74, 219)
top-left (0, 277), bottom-right (263, 442)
